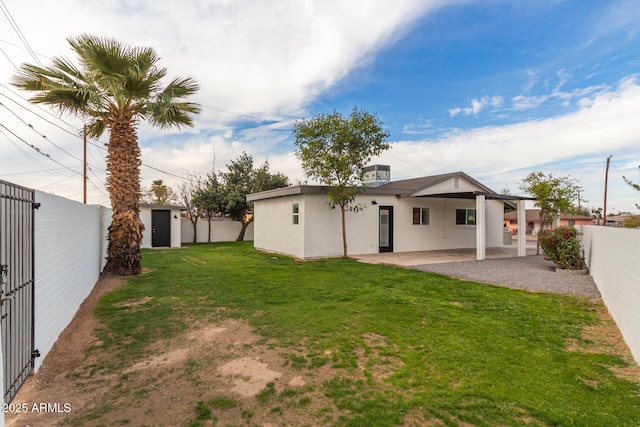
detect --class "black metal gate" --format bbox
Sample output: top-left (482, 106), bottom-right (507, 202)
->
top-left (0, 180), bottom-right (39, 403)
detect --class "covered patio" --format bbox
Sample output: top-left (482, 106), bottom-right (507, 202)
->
top-left (405, 191), bottom-right (536, 261)
top-left (353, 236), bottom-right (538, 267)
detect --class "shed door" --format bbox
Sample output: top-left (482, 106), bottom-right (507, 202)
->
top-left (151, 210), bottom-right (171, 247)
top-left (379, 206), bottom-right (394, 253)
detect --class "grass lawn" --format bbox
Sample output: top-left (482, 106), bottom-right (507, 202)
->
top-left (92, 242), bottom-right (640, 426)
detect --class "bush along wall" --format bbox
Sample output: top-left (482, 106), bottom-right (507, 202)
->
top-left (539, 226), bottom-right (586, 270)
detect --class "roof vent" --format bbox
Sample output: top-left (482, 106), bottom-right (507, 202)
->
top-left (363, 165), bottom-right (390, 187)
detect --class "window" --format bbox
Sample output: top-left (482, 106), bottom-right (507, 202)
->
top-left (413, 207), bottom-right (430, 225)
top-left (568, 220), bottom-right (575, 226)
top-left (456, 208), bottom-right (476, 225)
top-left (292, 203), bottom-right (299, 225)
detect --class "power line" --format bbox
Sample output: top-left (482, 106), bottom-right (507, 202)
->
top-left (0, 45), bottom-right (18, 71)
top-left (0, 0), bottom-right (42, 66)
top-left (0, 101), bottom-right (104, 172)
top-left (142, 164), bottom-right (198, 182)
top-left (0, 127), bottom-right (55, 172)
top-left (200, 104), bottom-right (267, 121)
top-left (0, 87), bottom-right (208, 186)
top-left (0, 123), bottom-right (82, 177)
top-left (0, 167), bottom-right (70, 177)
top-left (0, 84), bottom-right (83, 138)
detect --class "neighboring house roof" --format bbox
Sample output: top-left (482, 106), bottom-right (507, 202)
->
top-left (248, 171), bottom-right (532, 210)
top-left (504, 209), bottom-right (593, 222)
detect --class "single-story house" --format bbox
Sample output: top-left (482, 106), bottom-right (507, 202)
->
top-left (504, 209), bottom-right (595, 235)
top-left (140, 203), bottom-right (187, 248)
top-left (247, 169), bottom-right (533, 260)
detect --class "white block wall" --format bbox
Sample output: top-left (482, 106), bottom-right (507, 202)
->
top-left (579, 225), bottom-right (640, 364)
top-left (33, 191), bottom-right (110, 371)
top-left (181, 219), bottom-right (254, 243)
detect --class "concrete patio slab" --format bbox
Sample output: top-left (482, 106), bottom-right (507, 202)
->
top-left (352, 244), bottom-right (537, 267)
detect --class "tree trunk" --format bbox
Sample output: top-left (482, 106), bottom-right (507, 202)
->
top-left (103, 115), bottom-right (144, 275)
top-left (340, 204), bottom-right (348, 258)
top-left (236, 218), bottom-right (253, 241)
top-left (207, 215), bottom-right (212, 243)
top-left (190, 214), bottom-right (198, 243)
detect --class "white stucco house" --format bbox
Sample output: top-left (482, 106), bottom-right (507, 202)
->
top-left (247, 168), bottom-right (532, 260)
top-left (140, 203), bottom-right (186, 248)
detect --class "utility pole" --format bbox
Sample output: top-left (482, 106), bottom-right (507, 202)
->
top-left (83, 124), bottom-right (87, 204)
top-left (603, 155), bottom-right (611, 226)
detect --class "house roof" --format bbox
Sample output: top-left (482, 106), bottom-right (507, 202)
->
top-left (248, 171), bottom-right (534, 209)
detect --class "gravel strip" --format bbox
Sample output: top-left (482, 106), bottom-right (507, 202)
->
top-left (412, 255), bottom-right (601, 298)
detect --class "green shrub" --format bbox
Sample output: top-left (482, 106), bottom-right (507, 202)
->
top-left (539, 226), bottom-right (585, 270)
top-left (623, 215), bottom-right (640, 228)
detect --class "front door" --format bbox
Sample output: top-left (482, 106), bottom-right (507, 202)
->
top-left (379, 206), bottom-right (393, 253)
top-left (151, 210), bottom-right (171, 247)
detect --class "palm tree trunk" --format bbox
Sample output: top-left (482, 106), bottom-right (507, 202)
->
top-left (103, 115), bottom-right (144, 275)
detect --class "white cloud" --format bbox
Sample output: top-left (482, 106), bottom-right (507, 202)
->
top-left (449, 95), bottom-right (504, 117)
top-left (511, 69), bottom-right (612, 111)
top-left (378, 76), bottom-right (640, 212)
top-left (2, 0), bottom-right (440, 121)
top-left (402, 116), bottom-right (433, 134)
top-left (0, 0), bottom-right (447, 203)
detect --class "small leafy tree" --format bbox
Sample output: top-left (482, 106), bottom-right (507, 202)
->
top-left (539, 226), bottom-right (585, 270)
top-left (519, 171), bottom-right (582, 255)
top-left (191, 173), bottom-right (223, 243)
top-left (178, 172), bottom-right (204, 243)
top-left (218, 153), bottom-right (289, 241)
top-left (293, 107), bottom-right (390, 257)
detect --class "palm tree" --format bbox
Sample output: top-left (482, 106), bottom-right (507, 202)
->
top-left (12, 34), bottom-right (200, 275)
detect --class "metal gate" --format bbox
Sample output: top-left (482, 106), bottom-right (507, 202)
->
top-left (0, 180), bottom-right (39, 403)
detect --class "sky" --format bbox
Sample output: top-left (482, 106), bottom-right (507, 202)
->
top-left (1, 0), bottom-right (639, 213)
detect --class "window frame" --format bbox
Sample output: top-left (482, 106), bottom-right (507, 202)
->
top-left (412, 207), bottom-right (430, 225)
top-left (292, 203), bottom-right (299, 225)
top-left (455, 208), bottom-right (476, 226)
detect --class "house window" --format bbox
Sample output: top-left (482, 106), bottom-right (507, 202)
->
top-left (568, 220), bottom-right (575, 226)
top-left (413, 207), bottom-right (430, 225)
top-left (456, 208), bottom-right (476, 226)
top-left (292, 203), bottom-right (299, 225)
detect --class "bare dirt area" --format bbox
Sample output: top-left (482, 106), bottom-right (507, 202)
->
top-left (5, 276), bottom-right (639, 427)
top-left (5, 276), bottom-right (344, 427)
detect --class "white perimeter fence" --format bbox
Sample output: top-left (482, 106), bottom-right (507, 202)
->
top-left (181, 219), bottom-right (253, 243)
top-left (32, 191), bottom-right (110, 371)
top-left (579, 225), bottom-right (640, 364)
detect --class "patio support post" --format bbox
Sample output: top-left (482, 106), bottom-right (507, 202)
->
top-left (517, 199), bottom-right (527, 257)
top-left (476, 194), bottom-right (486, 260)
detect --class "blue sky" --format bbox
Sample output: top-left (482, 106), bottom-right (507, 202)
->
top-left (1, 0), bottom-right (639, 212)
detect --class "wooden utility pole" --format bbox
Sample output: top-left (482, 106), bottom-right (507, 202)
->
top-left (603, 155), bottom-right (611, 225)
top-left (83, 125), bottom-right (87, 204)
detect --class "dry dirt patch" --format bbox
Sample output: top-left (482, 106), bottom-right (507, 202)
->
top-left (566, 299), bottom-right (640, 382)
top-left (5, 276), bottom-right (340, 427)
